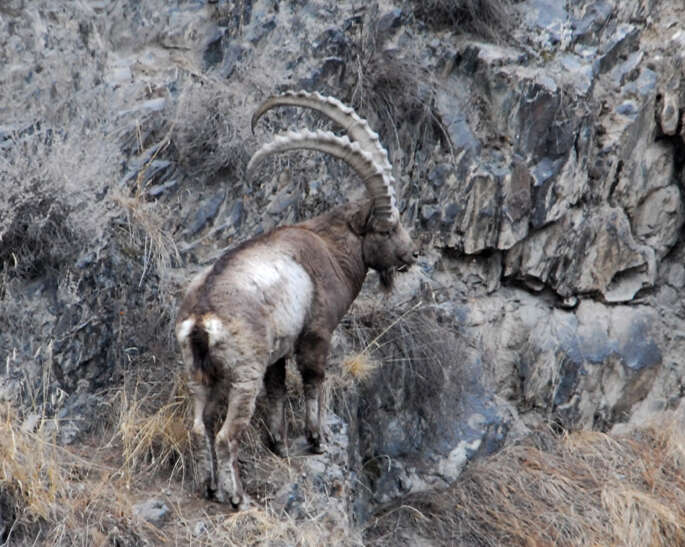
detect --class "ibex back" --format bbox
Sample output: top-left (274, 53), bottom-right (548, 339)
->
top-left (176, 91), bottom-right (417, 509)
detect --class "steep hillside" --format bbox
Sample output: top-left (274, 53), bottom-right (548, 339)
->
top-left (1, 0), bottom-right (684, 544)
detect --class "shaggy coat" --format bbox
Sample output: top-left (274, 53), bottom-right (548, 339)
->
top-left (175, 91), bottom-right (417, 509)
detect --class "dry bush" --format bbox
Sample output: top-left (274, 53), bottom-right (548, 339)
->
top-left (171, 82), bottom-right (248, 181)
top-left (111, 185), bottom-right (180, 286)
top-left (0, 195), bottom-right (74, 283)
top-left (410, 0), bottom-right (513, 39)
top-left (365, 417), bottom-right (685, 546)
top-left (350, 39), bottom-right (445, 172)
top-left (174, 506), bottom-right (352, 547)
top-left (340, 300), bottom-right (466, 404)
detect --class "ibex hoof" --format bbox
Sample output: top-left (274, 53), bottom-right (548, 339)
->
top-left (307, 433), bottom-right (326, 454)
top-left (202, 480), bottom-right (218, 501)
top-left (269, 438), bottom-right (288, 458)
top-left (226, 493), bottom-right (251, 511)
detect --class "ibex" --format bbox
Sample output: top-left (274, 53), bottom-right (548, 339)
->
top-left (176, 91), bottom-right (417, 509)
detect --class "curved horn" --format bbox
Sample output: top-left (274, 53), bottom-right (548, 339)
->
top-left (252, 90), bottom-right (394, 183)
top-left (247, 129), bottom-right (398, 226)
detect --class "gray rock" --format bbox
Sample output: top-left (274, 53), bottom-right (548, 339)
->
top-left (192, 520), bottom-right (208, 537)
top-left (633, 185), bottom-right (684, 258)
top-left (225, 44), bottom-right (247, 79)
top-left (376, 8), bottom-right (403, 35)
top-left (573, 0), bottom-right (613, 43)
top-left (434, 89), bottom-right (480, 157)
top-left (147, 178), bottom-right (178, 198)
top-left (311, 28), bottom-right (347, 58)
top-left (185, 190), bottom-right (226, 236)
top-left (133, 499), bottom-right (169, 526)
top-left (356, 308), bottom-right (513, 504)
top-left (505, 206), bottom-right (654, 300)
top-left (666, 263), bottom-right (685, 289)
top-left (557, 53), bottom-right (596, 96)
top-left (597, 24), bottom-right (640, 74)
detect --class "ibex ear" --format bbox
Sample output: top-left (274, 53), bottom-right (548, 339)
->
top-left (348, 204), bottom-right (374, 236)
top-left (367, 212), bottom-right (398, 233)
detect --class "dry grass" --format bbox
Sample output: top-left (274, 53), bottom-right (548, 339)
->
top-left (171, 82), bottom-right (248, 181)
top-left (340, 301), bottom-right (467, 405)
top-left (109, 371), bottom-right (193, 487)
top-left (342, 352), bottom-right (380, 382)
top-left (411, 0), bottom-right (514, 39)
top-left (366, 416), bottom-right (685, 546)
top-left (339, 302), bottom-right (427, 384)
top-left (0, 373), bottom-right (359, 546)
top-left (111, 185), bottom-right (180, 286)
top-left (0, 404), bottom-right (146, 545)
top-left (350, 39), bottom-right (446, 172)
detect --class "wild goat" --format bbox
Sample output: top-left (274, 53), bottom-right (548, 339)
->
top-left (175, 91), bottom-right (417, 509)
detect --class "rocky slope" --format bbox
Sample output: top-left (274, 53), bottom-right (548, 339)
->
top-left (1, 0), bottom-right (684, 544)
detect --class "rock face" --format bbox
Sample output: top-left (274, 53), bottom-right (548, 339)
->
top-left (1, 0), bottom-right (685, 542)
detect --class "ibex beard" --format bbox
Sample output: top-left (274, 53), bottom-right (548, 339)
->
top-left (176, 91), bottom-right (417, 509)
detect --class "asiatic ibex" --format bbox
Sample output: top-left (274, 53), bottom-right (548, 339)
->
top-left (176, 91), bottom-right (417, 508)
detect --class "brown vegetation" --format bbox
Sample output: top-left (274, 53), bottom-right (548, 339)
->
top-left (366, 417), bottom-right (685, 546)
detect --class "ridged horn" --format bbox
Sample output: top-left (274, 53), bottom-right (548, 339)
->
top-left (252, 90), bottom-right (393, 177)
top-left (251, 91), bottom-right (400, 225)
top-left (247, 129), bottom-right (399, 226)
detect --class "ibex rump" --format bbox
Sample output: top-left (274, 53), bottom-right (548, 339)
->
top-left (176, 91), bottom-right (417, 508)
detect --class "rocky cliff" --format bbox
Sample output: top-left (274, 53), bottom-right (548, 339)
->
top-left (1, 0), bottom-right (684, 544)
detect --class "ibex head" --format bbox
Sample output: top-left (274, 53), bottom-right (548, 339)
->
top-left (249, 90), bottom-right (418, 289)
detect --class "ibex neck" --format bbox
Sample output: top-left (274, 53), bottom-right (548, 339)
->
top-left (297, 201), bottom-right (369, 299)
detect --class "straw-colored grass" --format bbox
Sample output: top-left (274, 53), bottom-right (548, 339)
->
top-left (366, 416), bottom-right (685, 546)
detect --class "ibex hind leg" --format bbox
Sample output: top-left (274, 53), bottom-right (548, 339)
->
top-left (187, 380), bottom-right (219, 500)
top-left (196, 427), bottom-right (219, 500)
top-left (264, 357), bottom-right (288, 456)
top-left (215, 371), bottom-right (262, 510)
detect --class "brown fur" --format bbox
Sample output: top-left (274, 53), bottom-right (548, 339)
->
top-left (177, 198), bottom-right (417, 508)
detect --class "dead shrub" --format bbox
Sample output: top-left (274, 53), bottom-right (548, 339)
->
top-left (340, 301), bottom-right (466, 406)
top-left (171, 82), bottom-right (248, 181)
top-left (410, 0), bottom-right (513, 39)
top-left (350, 42), bottom-right (445, 171)
top-left (0, 196), bottom-right (74, 282)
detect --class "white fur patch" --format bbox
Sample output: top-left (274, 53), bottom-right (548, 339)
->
top-left (176, 318), bottom-right (195, 343)
top-left (234, 249), bottom-right (314, 362)
top-left (202, 314), bottom-right (225, 345)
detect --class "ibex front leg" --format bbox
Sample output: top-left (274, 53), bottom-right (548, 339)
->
top-left (296, 333), bottom-right (329, 454)
top-left (264, 357), bottom-right (287, 456)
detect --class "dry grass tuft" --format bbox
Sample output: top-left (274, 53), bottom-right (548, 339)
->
top-left (109, 371), bottom-right (193, 485)
top-left (366, 416), bottom-right (685, 546)
top-left (342, 301), bottom-right (467, 403)
top-left (182, 506), bottom-right (350, 546)
top-left (0, 405), bottom-right (72, 527)
top-left (411, 0), bottom-right (514, 39)
top-left (342, 352), bottom-right (380, 382)
top-left (171, 82), bottom-right (248, 180)
top-left (111, 185), bottom-right (180, 285)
